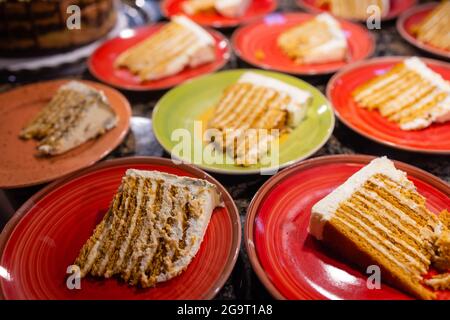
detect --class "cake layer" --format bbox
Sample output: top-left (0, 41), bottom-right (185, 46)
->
top-left (353, 57), bottom-right (450, 130)
top-left (74, 169), bottom-right (221, 287)
top-left (115, 15), bottom-right (215, 81)
top-left (20, 81), bottom-right (117, 156)
top-left (277, 13), bottom-right (347, 65)
top-left (309, 157), bottom-right (447, 300)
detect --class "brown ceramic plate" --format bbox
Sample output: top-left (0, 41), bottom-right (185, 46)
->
top-left (0, 79), bottom-right (131, 189)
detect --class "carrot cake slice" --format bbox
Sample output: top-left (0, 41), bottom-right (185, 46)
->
top-left (353, 57), bottom-right (450, 130)
top-left (74, 169), bottom-right (222, 287)
top-left (277, 13), bottom-right (347, 65)
top-left (320, 0), bottom-right (390, 20)
top-left (20, 81), bottom-right (117, 156)
top-left (309, 157), bottom-right (450, 299)
top-left (412, 1), bottom-right (450, 52)
top-left (182, 0), bottom-right (250, 18)
top-left (114, 15), bottom-right (215, 81)
top-left (206, 72), bottom-right (312, 165)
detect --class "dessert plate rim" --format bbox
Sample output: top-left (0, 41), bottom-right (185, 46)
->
top-left (245, 154), bottom-right (450, 300)
top-left (0, 156), bottom-right (241, 300)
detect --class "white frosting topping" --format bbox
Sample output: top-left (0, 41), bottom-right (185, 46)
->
top-left (238, 72), bottom-right (312, 127)
top-left (238, 72), bottom-right (311, 104)
top-left (316, 13), bottom-right (346, 42)
top-left (172, 15), bottom-right (214, 46)
top-left (309, 157), bottom-right (409, 240)
top-left (404, 57), bottom-right (450, 92)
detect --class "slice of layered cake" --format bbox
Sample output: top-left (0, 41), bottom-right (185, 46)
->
top-left (114, 15), bottom-right (215, 81)
top-left (277, 13), bottom-right (347, 65)
top-left (321, 0), bottom-right (390, 20)
top-left (20, 81), bottom-right (117, 156)
top-left (353, 57), bottom-right (450, 130)
top-left (309, 157), bottom-right (450, 299)
top-left (207, 72), bottom-right (312, 165)
top-left (182, 0), bottom-right (251, 18)
top-left (74, 169), bottom-right (222, 287)
top-left (412, 1), bottom-right (450, 52)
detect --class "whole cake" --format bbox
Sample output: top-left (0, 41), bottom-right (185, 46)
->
top-left (0, 0), bottom-right (118, 56)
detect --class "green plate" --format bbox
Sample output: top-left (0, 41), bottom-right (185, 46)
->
top-left (152, 69), bottom-right (335, 175)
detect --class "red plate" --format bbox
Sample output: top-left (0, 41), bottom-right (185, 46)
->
top-left (161, 0), bottom-right (278, 28)
top-left (88, 24), bottom-right (231, 91)
top-left (0, 157), bottom-right (241, 300)
top-left (232, 13), bottom-right (375, 76)
top-left (296, 0), bottom-right (417, 21)
top-left (245, 155), bottom-right (450, 300)
top-left (327, 56), bottom-right (450, 154)
top-left (397, 2), bottom-right (450, 60)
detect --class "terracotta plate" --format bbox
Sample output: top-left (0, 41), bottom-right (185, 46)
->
top-left (0, 80), bottom-right (131, 189)
top-left (327, 56), bottom-right (450, 154)
top-left (161, 0), bottom-right (278, 28)
top-left (88, 24), bottom-right (231, 91)
top-left (232, 13), bottom-right (375, 75)
top-left (397, 2), bottom-right (450, 60)
top-left (245, 155), bottom-right (450, 300)
top-left (296, 0), bottom-right (417, 21)
top-left (0, 157), bottom-right (241, 300)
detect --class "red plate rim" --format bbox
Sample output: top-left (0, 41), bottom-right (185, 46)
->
top-left (0, 156), bottom-right (241, 300)
top-left (396, 2), bottom-right (450, 60)
top-left (88, 24), bottom-right (231, 92)
top-left (326, 55), bottom-right (450, 154)
top-left (160, 0), bottom-right (279, 28)
top-left (296, 0), bottom-right (418, 22)
top-left (244, 154), bottom-right (450, 300)
top-left (231, 12), bottom-right (376, 76)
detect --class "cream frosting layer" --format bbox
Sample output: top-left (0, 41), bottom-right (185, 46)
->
top-left (238, 72), bottom-right (312, 127)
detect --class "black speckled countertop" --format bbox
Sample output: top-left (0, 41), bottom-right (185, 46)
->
top-left (0, 0), bottom-right (448, 300)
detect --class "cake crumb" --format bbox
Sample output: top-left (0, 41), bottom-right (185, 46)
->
top-left (425, 273), bottom-right (450, 291)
